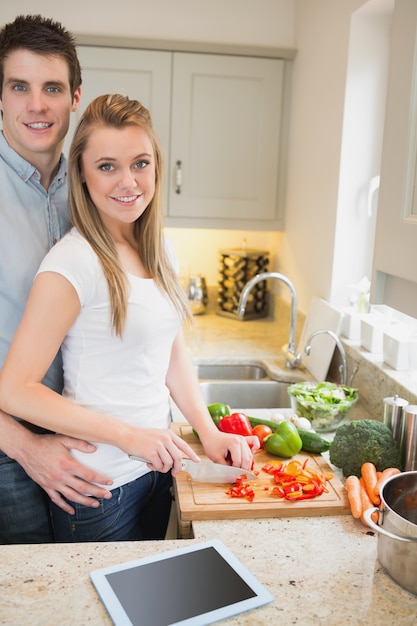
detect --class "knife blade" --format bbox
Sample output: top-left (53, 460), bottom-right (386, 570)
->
top-left (129, 455), bottom-right (257, 483)
top-left (180, 458), bottom-right (258, 483)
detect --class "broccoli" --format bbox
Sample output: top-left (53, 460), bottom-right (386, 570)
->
top-left (329, 419), bottom-right (401, 477)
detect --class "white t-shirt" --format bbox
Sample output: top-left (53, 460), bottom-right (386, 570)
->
top-left (37, 228), bottom-right (182, 489)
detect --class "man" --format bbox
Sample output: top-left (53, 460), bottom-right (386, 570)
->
top-left (0, 14), bottom-right (112, 544)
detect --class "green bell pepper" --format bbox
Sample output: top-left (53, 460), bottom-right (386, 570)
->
top-left (264, 420), bottom-right (302, 458)
top-left (207, 403), bottom-right (231, 426)
top-left (193, 403), bottom-right (232, 440)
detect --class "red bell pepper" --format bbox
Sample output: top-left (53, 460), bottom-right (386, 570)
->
top-left (217, 412), bottom-right (253, 436)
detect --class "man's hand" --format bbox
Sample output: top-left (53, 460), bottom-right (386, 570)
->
top-left (11, 431), bottom-right (113, 515)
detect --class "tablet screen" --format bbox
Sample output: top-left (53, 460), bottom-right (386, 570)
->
top-left (90, 540), bottom-right (273, 626)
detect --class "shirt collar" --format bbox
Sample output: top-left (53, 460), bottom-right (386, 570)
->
top-left (0, 131), bottom-right (67, 186)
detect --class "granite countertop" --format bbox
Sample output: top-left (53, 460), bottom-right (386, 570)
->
top-left (1, 516), bottom-right (417, 625)
top-left (2, 306), bottom-right (417, 625)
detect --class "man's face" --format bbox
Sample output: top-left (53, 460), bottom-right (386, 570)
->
top-left (0, 49), bottom-right (81, 163)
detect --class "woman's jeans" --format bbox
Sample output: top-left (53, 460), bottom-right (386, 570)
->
top-left (51, 470), bottom-right (173, 542)
top-left (0, 451), bottom-right (54, 544)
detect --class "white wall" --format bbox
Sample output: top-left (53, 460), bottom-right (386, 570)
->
top-left (1, 0), bottom-right (295, 47)
top-left (279, 0), bottom-right (393, 313)
top-left (331, 1), bottom-right (392, 307)
top-left (281, 0), bottom-right (368, 312)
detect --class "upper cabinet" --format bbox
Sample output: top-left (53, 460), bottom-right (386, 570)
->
top-left (372, 0), bottom-right (417, 316)
top-left (71, 45), bottom-right (291, 230)
top-left (167, 53), bottom-right (288, 229)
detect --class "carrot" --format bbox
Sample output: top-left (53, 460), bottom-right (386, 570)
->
top-left (345, 475), bottom-right (362, 518)
top-left (359, 477), bottom-right (378, 526)
top-left (361, 462), bottom-right (380, 506)
top-left (373, 467), bottom-right (401, 501)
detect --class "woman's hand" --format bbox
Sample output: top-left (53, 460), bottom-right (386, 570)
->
top-left (199, 429), bottom-right (260, 471)
top-left (128, 428), bottom-right (200, 475)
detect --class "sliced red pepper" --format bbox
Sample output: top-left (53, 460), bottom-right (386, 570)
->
top-left (268, 458), bottom-right (330, 501)
top-left (225, 476), bottom-right (255, 502)
top-left (262, 462), bottom-right (283, 474)
top-left (225, 459), bottom-right (330, 504)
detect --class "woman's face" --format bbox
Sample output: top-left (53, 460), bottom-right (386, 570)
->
top-left (81, 124), bottom-right (156, 232)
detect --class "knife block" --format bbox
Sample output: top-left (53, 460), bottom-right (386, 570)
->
top-left (216, 247), bottom-right (270, 320)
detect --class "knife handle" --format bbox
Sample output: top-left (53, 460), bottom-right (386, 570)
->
top-left (130, 456), bottom-right (193, 468)
top-left (129, 455), bottom-right (149, 463)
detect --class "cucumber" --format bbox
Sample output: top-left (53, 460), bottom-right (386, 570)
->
top-left (247, 416), bottom-right (282, 431)
top-left (247, 416), bottom-right (330, 453)
top-left (296, 429), bottom-right (330, 453)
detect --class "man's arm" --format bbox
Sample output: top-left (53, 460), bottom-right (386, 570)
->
top-left (0, 409), bottom-right (113, 514)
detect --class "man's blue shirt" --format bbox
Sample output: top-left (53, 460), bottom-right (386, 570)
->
top-left (0, 132), bottom-right (70, 394)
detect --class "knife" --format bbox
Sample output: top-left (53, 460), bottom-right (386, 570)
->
top-left (129, 456), bottom-right (257, 483)
top-left (179, 458), bottom-right (258, 483)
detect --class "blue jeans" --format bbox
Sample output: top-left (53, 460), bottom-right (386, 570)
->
top-left (0, 451), bottom-right (54, 544)
top-left (50, 471), bottom-right (173, 542)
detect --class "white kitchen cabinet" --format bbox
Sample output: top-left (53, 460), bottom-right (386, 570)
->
top-left (372, 0), bottom-right (417, 317)
top-left (167, 53), bottom-right (288, 229)
top-left (70, 46), bottom-right (289, 230)
top-left (65, 46), bottom-right (172, 154)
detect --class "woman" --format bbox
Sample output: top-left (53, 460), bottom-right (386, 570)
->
top-left (0, 94), bottom-right (258, 542)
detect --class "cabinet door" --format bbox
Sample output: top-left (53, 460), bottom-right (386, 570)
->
top-left (167, 53), bottom-right (287, 229)
top-left (372, 0), bottom-right (417, 316)
top-left (64, 46), bottom-right (172, 208)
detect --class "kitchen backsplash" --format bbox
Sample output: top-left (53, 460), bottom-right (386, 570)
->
top-left (328, 340), bottom-right (417, 421)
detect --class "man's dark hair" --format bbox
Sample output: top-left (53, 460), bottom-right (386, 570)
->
top-left (0, 14), bottom-right (82, 98)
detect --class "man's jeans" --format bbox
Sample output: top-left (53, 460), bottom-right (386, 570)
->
top-left (51, 470), bottom-right (173, 542)
top-left (0, 451), bottom-right (54, 544)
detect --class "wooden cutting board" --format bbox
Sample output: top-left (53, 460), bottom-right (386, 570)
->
top-left (172, 423), bottom-right (349, 535)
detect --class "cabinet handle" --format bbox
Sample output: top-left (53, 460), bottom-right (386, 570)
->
top-left (175, 160), bottom-right (182, 194)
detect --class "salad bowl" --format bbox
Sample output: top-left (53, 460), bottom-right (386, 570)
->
top-left (287, 381), bottom-right (358, 432)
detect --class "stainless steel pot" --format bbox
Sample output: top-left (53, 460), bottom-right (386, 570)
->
top-left (364, 471), bottom-right (417, 595)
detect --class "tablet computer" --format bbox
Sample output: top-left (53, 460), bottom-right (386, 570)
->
top-left (90, 539), bottom-right (274, 626)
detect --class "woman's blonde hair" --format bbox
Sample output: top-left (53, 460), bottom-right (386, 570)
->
top-left (68, 93), bottom-right (191, 336)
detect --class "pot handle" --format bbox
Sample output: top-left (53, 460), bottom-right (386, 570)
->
top-left (363, 507), bottom-right (417, 542)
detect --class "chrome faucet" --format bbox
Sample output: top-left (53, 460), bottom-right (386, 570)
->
top-left (237, 272), bottom-right (302, 369)
top-left (304, 329), bottom-right (349, 385)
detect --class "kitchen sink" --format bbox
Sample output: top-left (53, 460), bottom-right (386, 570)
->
top-left (199, 380), bottom-right (291, 409)
top-left (194, 363), bottom-right (268, 380)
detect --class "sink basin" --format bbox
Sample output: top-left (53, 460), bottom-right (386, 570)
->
top-left (199, 380), bottom-right (291, 409)
top-left (194, 363), bottom-right (268, 380)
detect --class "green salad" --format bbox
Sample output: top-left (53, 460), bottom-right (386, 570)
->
top-left (287, 381), bottom-right (358, 431)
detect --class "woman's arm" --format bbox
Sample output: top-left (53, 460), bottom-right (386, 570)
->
top-left (0, 272), bottom-right (198, 473)
top-left (165, 330), bottom-right (259, 470)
